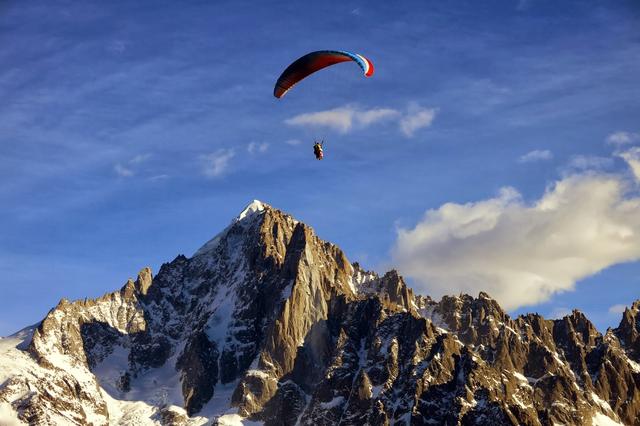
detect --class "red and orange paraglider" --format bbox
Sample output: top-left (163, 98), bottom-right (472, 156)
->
top-left (274, 50), bottom-right (374, 160)
top-left (274, 50), bottom-right (374, 99)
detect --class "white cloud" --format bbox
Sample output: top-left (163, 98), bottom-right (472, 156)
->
top-left (284, 103), bottom-right (437, 137)
top-left (392, 172), bottom-right (640, 310)
top-left (399, 106), bottom-right (437, 137)
top-left (285, 105), bottom-right (399, 133)
top-left (606, 131), bottom-right (639, 146)
top-left (566, 155), bottom-right (613, 172)
top-left (114, 163), bottom-right (133, 177)
top-left (247, 142), bottom-right (269, 154)
top-left (617, 146), bottom-right (640, 182)
top-left (148, 174), bottom-right (169, 182)
top-left (518, 149), bottom-right (553, 163)
top-left (608, 304), bottom-right (627, 315)
top-left (358, 109), bottom-right (400, 126)
top-left (285, 139), bottom-right (302, 146)
top-left (201, 149), bottom-right (234, 178)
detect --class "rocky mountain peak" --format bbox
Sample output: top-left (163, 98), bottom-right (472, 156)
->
top-left (120, 267), bottom-right (154, 299)
top-left (614, 298), bottom-right (640, 361)
top-left (135, 267), bottom-right (153, 295)
top-left (1, 201), bottom-right (638, 425)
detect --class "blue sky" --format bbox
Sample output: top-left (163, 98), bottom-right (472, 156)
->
top-left (1, 0), bottom-right (639, 335)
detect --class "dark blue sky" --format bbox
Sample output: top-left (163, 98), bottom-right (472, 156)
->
top-left (1, 1), bottom-right (639, 335)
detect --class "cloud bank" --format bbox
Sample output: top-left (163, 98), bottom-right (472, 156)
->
top-left (285, 104), bottom-right (436, 137)
top-left (392, 157), bottom-right (640, 310)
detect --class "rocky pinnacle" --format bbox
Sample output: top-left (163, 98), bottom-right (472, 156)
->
top-left (0, 201), bottom-right (639, 425)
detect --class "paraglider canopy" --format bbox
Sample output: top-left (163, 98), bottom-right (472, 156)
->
top-left (274, 50), bottom-right (374, 98)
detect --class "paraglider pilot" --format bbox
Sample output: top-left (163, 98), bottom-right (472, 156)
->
top-left (313, 140), bottom-right (324, 160)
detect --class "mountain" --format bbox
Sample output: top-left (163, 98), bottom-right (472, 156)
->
top-left (1, 200), bottom-right (639, 425)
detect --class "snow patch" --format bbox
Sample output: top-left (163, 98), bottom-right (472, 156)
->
top-left (246, 369), bottom-right (272, 380)
top-left (0, 328), bottom-right (109, 425)
top-left (0, 330), bottom-right (36, 384)
top-left (205, 285), bottom-right (239, 347)
top-left (591, 392), bottom-right (613, 412)
top-left (194, 232), bottom-right (225, 257)
top-left (351, 266), bottom-right (377, 293)
top-left (100, 391), bottom-right (159, 426)
top-left (0, 402), bottom-right (26, 426)
top-left (552, 351), bottom-right (566, 367)
top-left (592, 412), bottom-right (625, 426)
top-left (319, 396), bottom-right (345, 409)
top-left (198, 381), bottom-right (245, 421)
top-left (420, 305), bottom-right (449, 331)
top-left (216, 413), bottom-right (263, 425)
top-left (513, 371), bottom-right (533, 389)
top-left (624, 355), bottom-right (640, 373)
top-left (92, 343), bottom-right (130, 397)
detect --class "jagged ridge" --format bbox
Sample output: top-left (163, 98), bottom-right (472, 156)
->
top-left (0, 200), bottom-right (639, 425)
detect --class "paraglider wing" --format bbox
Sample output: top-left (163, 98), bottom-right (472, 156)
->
top-left (274, 50), bottom-right (374, 98)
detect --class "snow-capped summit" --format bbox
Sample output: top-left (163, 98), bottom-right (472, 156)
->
top-left (193, 200), bottom-right (269, 258)
top-left (1, 201), bottom-right (638, 425)
top-left (236, 199), bottom-right (267, 222)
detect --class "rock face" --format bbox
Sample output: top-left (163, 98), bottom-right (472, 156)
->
top-left (0, 200), bottom-right (639, 425)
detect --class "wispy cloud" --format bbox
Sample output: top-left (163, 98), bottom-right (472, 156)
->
top-left (114, 163), bottom-right (134, 177)
top-left (518, 149), bottom-right (553, 163)
top-left (130, 153), bottom-right (151, 164)
top-left (106, 40), bottom-right (128, 55)
top-left (285, 105), bottom-right (399, 133)
top-left (399, 105), bottom-right (437, 137)
top-left (359, 109), bottom-right (401, 127)
top-left (148, 174), bottom-right (169, 182)
top-left (113, 153), bottom-right (152, 178)
top-left (247, 142), bottom-right (269, 154)
top-left (285, 104), bottom-right (437, 137)
top-left (606, 131), bottom-right (639, 146)
top-left (565, 155), bottom-right (613, 172)
top-left (201, 149), bottom-right (234, 178)
top-left (608, 304), bottom-right (627, 315)
top-left (285, 139), bottom-right (302, 146)
top-left (392, 153), bottom-right (640, 310)
top-left (617, 146), bottom-right (640, 182)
